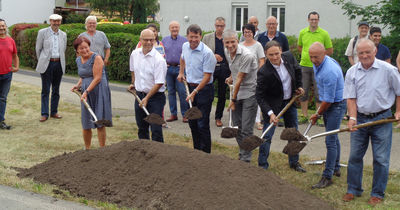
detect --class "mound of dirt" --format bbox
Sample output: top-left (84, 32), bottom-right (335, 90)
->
top-left (17, 140), bottom-right (333, 209)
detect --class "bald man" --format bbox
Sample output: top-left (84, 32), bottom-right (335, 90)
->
top-left (129, 29), bottom-right (167, 142)
top-left (239, 16), bottom-right (260, 42)
top-left (162, 21), bottom-right (189, 123)
top-left (308, 42), bottom-right (345, 189)
top-left (343, 39), bottom-right (400, 205)
top-left (257, 16), bottom-right (289, 51)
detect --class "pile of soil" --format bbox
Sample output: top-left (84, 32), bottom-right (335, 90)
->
top-left (17, 140), bottom-right (333, 209)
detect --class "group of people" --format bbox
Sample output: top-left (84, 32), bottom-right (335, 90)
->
top-left (1, 11), bottom-right (400, 207)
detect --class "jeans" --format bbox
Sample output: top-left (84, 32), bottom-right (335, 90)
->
top-left (213, 64), bottom-right (230, 120)
top-left (232, 95), bottom-right (258, 162)
top-left (40, 61), bottom-right (63, 117)
top-left (258, 99), bottom-right (299, 169)
top-left (188, 84), bottom-right (214, 153)
top-left (347, 109), bottom-right (392, 199)
top-left (166, 66), bottom-right (188, 117)
top-left (135, 91), bottom-right (166, 142)
top-left (322, 100), bottom-right (346, 179)
top-left (0, 72), bottom-right (12, 122)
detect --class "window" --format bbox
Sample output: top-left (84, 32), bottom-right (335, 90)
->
top-left (232, 3), bottom-right (248, 31)
top-left (268, 4), bottom-right (285, 32)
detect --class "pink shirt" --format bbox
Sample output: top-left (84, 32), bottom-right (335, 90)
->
top-left (0, 37), bottom-right (17, 75)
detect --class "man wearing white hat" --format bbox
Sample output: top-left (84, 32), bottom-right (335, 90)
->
top-left (36, 14), bottom-right (67, 122)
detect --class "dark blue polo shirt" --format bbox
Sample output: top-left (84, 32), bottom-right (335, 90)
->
top-left (376, 43), bottom-right (391, 61)
top-left (257, 31), bottom-right (289, 52)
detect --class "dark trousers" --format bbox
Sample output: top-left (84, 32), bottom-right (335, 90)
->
top-left (188, 84), bottom-right (214, 153)
top-left (213, 64), bottom-right (230, 120)
top-left (135, 91), bottom-right (166, 142)
top-left (0, 72), bottom-right (12, 122)
top-left (40, 61), bottom-right (63, 117)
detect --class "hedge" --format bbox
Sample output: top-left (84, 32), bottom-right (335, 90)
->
top-left (16, 27), bottom-right (139, 82)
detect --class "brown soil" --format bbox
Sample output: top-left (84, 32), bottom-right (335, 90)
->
top-left (184, 107), bottom-right (202, 120)
top-left (241, 135), bottom-right (264, 151)
top-left (220, 127), bottom-right (238, 138)
top-left (17, 140), bottom-right (333, 210)
top-left (144, 113), bottom-right (165, 125)
top-left (283, 141), bottom-right (308, 156)
top-left (280, 128), bottom-right (307, 142)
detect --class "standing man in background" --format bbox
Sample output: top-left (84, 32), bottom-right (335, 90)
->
top-left (257, 16), bottom-right (289, 52)
top-left (36, 14), bottom-right (67, 122)
top-left (203, 17), bottom-right (230, 127)
top-left (369, 27), bottom-right (391, 63)
top-left (162, 21), bottom-right (189, 123)
top-left (298, 11), bottom-right (333, 123)
top-left (239, 16), bottom-right (261, 42)
top-left (0, 18), bottom-right (19, 129)
top-left (345, 21), bottom-right (369, 66)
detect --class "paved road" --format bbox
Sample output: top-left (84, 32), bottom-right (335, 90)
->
top-left (12, 69), bottom-right (400, 172)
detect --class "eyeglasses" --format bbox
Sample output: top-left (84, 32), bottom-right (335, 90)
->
top-left (266, 23), bottom-right (277, 26)
top-left (309, 19), bottom-right (319, 21)
top-left (243, 31), bottom-right (253, 34)
top-left (215, 25), bottom-right (225, 28)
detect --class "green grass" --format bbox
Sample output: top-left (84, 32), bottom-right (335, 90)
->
top-left (1, 82), bottom-right (399, 209)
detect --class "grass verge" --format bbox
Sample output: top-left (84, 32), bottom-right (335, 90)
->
top-left (0, 82), bottom-right (399, 209)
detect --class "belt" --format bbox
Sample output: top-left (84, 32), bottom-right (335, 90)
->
top-left (188, 83), bottom-right (199, 87)
top-left (50, 58), bottom-right (60, 62)
top-left (331, 100), bottom-right (344, 105)
top-left (167, 63), bottom-right (179, 67)
top-left (215, 63), bottom-right (221, 67)
top-left (358, 109), bottom-right (389, 118)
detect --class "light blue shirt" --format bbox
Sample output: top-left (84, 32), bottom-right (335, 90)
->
top-left (313, 56), bottom-right (344, 103)
top-left (51, 30), bottom-right (60, 58)
top-left (181, 42), bottom-right (216, 84)
top-left (343, 58), bottom-right (400, 114)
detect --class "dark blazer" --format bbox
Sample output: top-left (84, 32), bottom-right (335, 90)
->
top-left (256, 51), bottom-right (302, 119)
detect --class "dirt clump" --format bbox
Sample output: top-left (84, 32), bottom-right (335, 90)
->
top-left (17, 140), bottom-right (333, 209)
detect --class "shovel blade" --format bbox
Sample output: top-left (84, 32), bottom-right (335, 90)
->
top-left (282, 141), bottom-right (307, 156)
top-left (144, 113), bottom-right (165, 125)
top-left (221, 127), bottom-right (239, 138)
top-left (280, 128), bottom-right (307, 141)
top-left (94, 119), bottom-right (113, 127)
top-left (241, 135), bottom-right (264, 151)
top-left (184, 107), bottom-right (202, 120)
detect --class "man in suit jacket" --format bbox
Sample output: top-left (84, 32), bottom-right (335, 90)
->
top-left (256, 40), bottom-right (306, 172)
top-left (202, 17), bottom-right (230, 127)
top-left (36, 14), bottom-right (67, 122)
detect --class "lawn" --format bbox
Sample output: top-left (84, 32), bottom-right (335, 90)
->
top-left (0, 81), bottom-right (399, 209)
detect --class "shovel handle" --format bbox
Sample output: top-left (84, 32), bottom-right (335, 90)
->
top-left (183, 80), bottom-right (193, 108)
top-left (229, 84), bottom-right (233, 127)
top-left (308, 117), bottom-right (398, 141)
top-left (73, 89), bottom-right (98, 122)
top-left (126, 88), bottom-right (150, 116)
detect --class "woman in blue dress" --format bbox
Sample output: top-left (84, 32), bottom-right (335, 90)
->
top-left (71, 36), bottom-right (112, 149)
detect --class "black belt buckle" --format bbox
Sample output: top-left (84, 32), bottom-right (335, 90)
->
top-left (359, 109), bottom-right (388, 118)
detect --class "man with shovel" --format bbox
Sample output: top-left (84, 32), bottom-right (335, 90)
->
top-left (342, 39), bottom-right (400, 206)
top-left (223, 29), bottom-right (258, 162)
top-left (308, 42), bottom-right (346, 189)
top-left (178, 24), bottom-right (216, 153)
top-left (256, 40), bottom-right (305, 171)
top-left (129, 29), bottom-right (167, 142)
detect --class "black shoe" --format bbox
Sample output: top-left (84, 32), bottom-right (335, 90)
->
top-left (333, 170), bottom-right (341, 177)
top-left (312, 177), bottom-right (333, 189)
top-left (0, 121), bottom-right (11, 130)
top-left (290, 162), bottom-right (306, 173)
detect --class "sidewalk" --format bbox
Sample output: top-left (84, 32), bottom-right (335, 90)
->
top-left (12, 69), bottom-right (400, 171)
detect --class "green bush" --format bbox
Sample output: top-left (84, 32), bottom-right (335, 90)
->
top-left (331, 36), bottom-right (351, 72)
top-left (382, 33), bottom-right (400, 66)
top-left (64, 14), bottom-right (87, 24)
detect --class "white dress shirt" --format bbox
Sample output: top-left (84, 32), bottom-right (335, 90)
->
top-left (273, 58), bottom-right (292, 100)
top-left (129, 47), bottom-right (167, 93)
top-left (51, 30), bottom-right (60, 58)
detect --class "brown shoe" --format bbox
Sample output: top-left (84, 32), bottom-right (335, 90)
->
top-left (368, 196), bottom-right (383, 206)
top-left (39, 116), bottom-right (48, 122)
top-left (216, 119), bottom-right (223, 127)
top-left (166, 115), bottom-right (178, 122)
top-left (342, 193), bottom-right (355, 202)
top-left (182, 117), bottom-right (188, 123)
top-left (50, 113), bottom-right (62, 119)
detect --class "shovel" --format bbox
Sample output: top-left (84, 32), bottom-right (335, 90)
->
top-left (73, 89), bottom-right (112, 127)
top-left (221, 85), bottom-right (239, 138)
top-left (182, 80), bottom-right (203, 120)
top-left (240, 93), bottom-right (303, 151)
top-left (126, 88), bottom-right (165, 125)
top-left (281, 117), bottom-right (398, 155)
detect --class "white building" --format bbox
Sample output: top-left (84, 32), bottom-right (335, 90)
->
top-left (0, 0), bottom-right (65, 26)
top-left (159, 0), bottom-right (386, 38)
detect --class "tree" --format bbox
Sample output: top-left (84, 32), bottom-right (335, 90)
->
top-left (331, 0), bottom-right (400, 34)
top-left (87, 0), bottom-right (160, 23)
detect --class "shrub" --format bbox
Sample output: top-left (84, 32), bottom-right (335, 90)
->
top-left (96, 24), bottom-right (147, 34)
top-left (64, 14), bottom-right (87, 24)
top-left (331, 36), bottom-right (352, 72)
top-left (382, 33), bottom-right (400, 66)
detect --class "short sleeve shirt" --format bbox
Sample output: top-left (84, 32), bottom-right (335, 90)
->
top-left (0, 37), bottom-right (17, 75)
top-left (79, 31), bottom-right (111, 59)
top-left (298, 27), bottom-right (333, 67)
top-left (345, 36), bottom-right (360, 63)
top-left (376, 43), bottom-right (391, 61)
top-left (181, 42), bottom-right (216, 84)
top-left (240, 42), bottom-right (265, 66)
top-left (129, 48), bottom-right (167, 93)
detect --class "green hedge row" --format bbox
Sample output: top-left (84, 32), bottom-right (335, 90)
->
top-left (58, 23), bottom-right (148, 35)
top-left (17, 27), bottom-right (139, 82)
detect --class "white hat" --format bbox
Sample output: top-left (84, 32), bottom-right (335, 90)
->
top-left (49, 14), bottom-right (62, 20)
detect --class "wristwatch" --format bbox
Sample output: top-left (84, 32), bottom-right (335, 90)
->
top-left (231, 98), bottom-right (237, 103)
